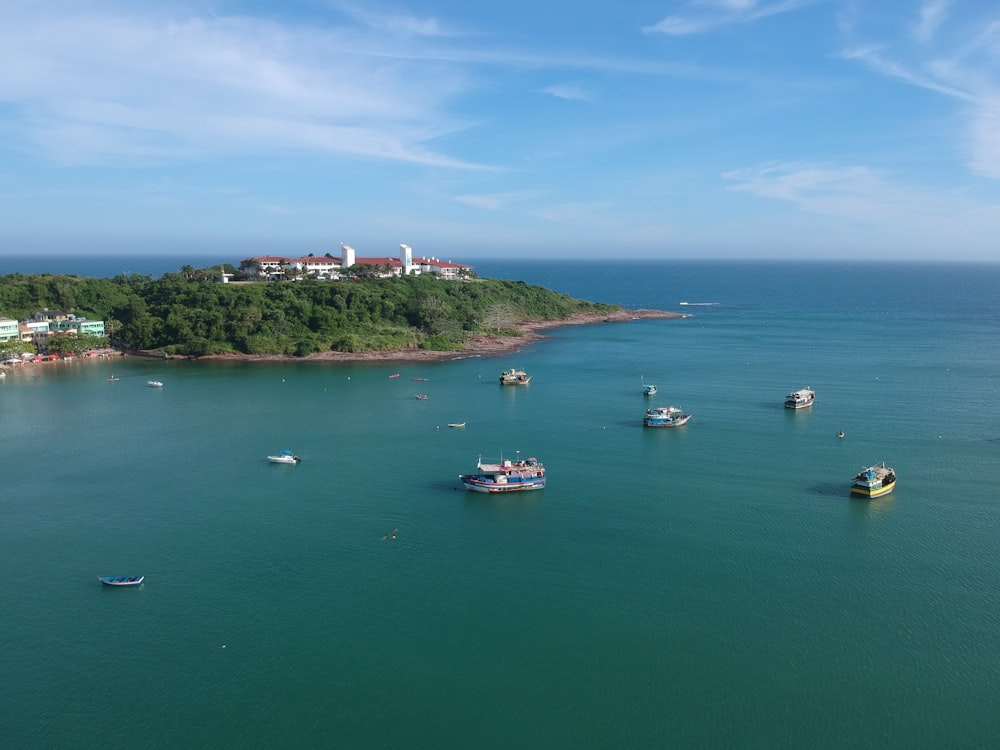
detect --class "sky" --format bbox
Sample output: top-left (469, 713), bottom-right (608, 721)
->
top-left (1, 0), bottom-right (999, 261)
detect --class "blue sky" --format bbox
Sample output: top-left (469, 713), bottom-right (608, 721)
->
top-left (1, 0), bottom-right (998, 261)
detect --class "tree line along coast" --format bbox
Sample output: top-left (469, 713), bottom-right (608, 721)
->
top-left (0, 264), bottom-right (680, 362)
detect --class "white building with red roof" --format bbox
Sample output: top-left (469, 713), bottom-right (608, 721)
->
top-left (241, 245), bottom-right (473, 280)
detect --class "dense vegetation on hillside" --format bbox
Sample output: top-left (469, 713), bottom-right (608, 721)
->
top-left (0, 271), bottom-right (619, 357)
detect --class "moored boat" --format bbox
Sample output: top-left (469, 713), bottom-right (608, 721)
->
top-left (499, 368), bottom-right (531, 385)
top-left (99, 575), bottom-right (144, 587)
top-left (460, 454), bottom-right (545, 493)
top-left (267, 450), bottom-right (301, 464)
top-left (643, 406), bottom-right (692, 428)
top-left (415, 394), bottom-right (428, 400)
top-left (643, 383), bottom-right (658, 396)
top-left (784, 387), bottom-right (815, 409)
top-left (447, 422), bottom-right (466, 428)
top-left (850, 463), bottom-right (896, 498)
top-left (146, 380), bottom-right (164, 388)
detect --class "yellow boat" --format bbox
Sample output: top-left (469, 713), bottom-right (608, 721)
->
top-left (850, 463), bottom-right (896, 498)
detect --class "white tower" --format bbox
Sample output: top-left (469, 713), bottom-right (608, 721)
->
top-left (341, 243), bottom-right (356, 268)
top-left (400, 244), bottom-right (413, 275)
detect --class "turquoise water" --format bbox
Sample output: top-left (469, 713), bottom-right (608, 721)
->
top-left (3, 261), bottom-right (1000, 748)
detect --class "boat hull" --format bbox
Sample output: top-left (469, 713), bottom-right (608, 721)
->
top-left (460, 475), bottom-right (546, 493)
top-left (643, 416), bottom-right (691, 427)
top-left (850, 481), bottom-right (895, 498)
top-left (643, 407), bottom-right (691, 427)
top-left (99, 576), bottom-right (144, 587)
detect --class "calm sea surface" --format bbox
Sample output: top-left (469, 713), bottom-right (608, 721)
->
top-left (2, 259), bottom-right (1000, 749)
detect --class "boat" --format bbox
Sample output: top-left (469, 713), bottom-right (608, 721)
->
top-left (267, 450), bottom-right (301, 464)
top-left (415, 394), bottom-right (428, 400)
top-left (499, 368), bottom-right (531, 385)
top-left (412, 377), bottom-right (427, 382)
top-left (643, 406), bottom-right (692, 428)
top-left (459, 454), bottom-right (546, 493)
top-left (107, 375), bottom-right (119, 382)
top-left (643, 383), bottom-right (658, 396)
top-left (784, 387), bottom-right (815, 409)
top-left (447, 422), bottom-right (466, 428)
top-left (850, 463), bottom-right (896, 498)
top-left (146, 380), bottom-right (164, 388)
top-left (99, 575), bottom-right (144, 587)
top-left (388, 373), bottom-right (400, 379)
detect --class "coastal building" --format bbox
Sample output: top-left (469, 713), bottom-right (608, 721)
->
top-left (239, 244), bottom-right (474, 281)
top-left (31, 309), bottom-right (105, 338)
top-left (2, 312), bottom-right (106, 345)
top-left (22, 320), bottom-right (51, 344)
top-left (0, 317), bottom-right (18, 342)
top-left (33, 308), bottom-right (70, 324)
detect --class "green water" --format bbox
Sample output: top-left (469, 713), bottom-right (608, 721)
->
top-left (3, 262), bottom-right (1000, 748)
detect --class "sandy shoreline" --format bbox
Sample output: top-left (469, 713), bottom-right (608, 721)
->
top-left (193, 309), bottom-right (686, 363)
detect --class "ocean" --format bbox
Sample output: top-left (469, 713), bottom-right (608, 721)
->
top-left (2, 258), bottom-right (999, 748)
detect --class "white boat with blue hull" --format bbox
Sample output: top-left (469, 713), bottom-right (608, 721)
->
top-left (643, 406), bottom-right (692, 428)
top-left (460, 455), bottom-right (546, 493)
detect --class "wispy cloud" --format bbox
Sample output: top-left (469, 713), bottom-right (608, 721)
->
top-left (722, 161), bottom-right (1000, 235)
top-left (643, 0), bottom-right (813, 36)
top-left (454, 190), bottom-right (540, 210)
top-left (325, 0), bottom-right (456, 38)
top-left (913, 0), bottom-right (952, 43)
top-left (840, 12), bottom-right (1000, 179)
top-left (539, 83), bottom-right (591, 101)
top-left (0, 5), bottom-right (483, 168)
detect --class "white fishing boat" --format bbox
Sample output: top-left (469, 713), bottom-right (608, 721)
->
top-left (499, 368), bottom-right (531, 385)
top-left (267, 450), bottom-right (301, 464)
top-left (460, 454), bottom-right (545, 493)
top-left (784, 388), bottom-right (815, 409)
top-left (643, 406), bottom-right (692, 428)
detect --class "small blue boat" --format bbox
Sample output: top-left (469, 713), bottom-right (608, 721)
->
top-left (99, 575), bottom-right (144, 587)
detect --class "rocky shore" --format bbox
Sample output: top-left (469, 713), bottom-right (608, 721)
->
top-left (195, 308), bottom-right (685, 363)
